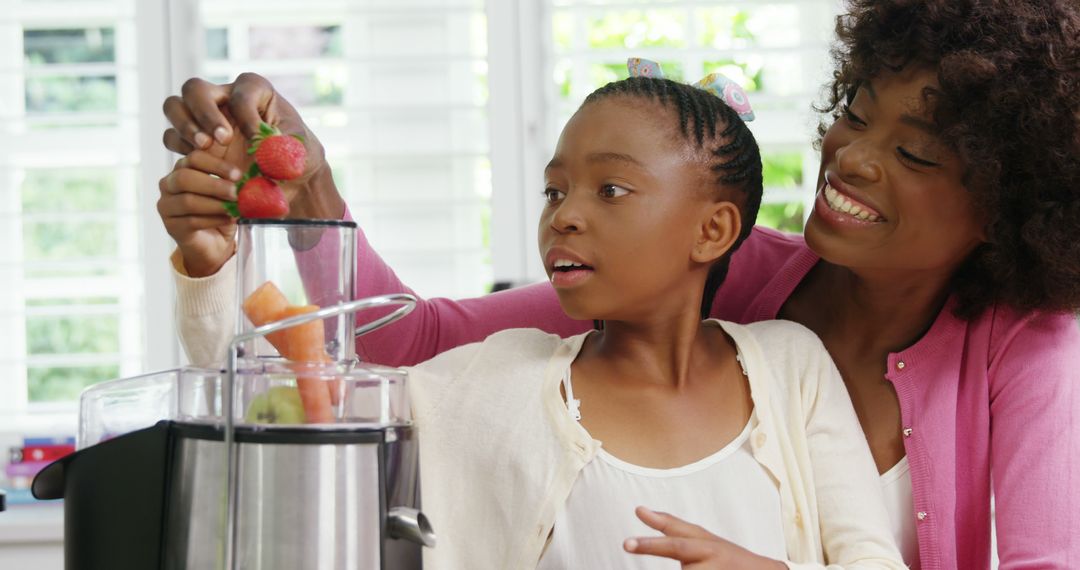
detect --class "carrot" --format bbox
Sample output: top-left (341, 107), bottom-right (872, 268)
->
top-left (242, 281), bottom-right (291, 349)
top-left (295, 375), bottom-right (334, 423)
top-left (275, 305), bottom-right (332, 362)
top-left (242, 282), bottom-right (337, 422)
top-left (272, 305), bottom-right (344, 407)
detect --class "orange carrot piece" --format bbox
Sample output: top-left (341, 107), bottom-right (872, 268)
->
top-left (276, 305), bottom-right (332, 362)
top-left (242, 283), bottom-right (335, 423)
top-left (242, 281), bottom-right (291, 349)
top-left (296, 375), bottom-right (334, 423)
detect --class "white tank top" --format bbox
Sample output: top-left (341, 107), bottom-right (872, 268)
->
top-left (537, 369), bottom-right (787, 569)
top-left (880, 457), bottom-right (920, 569)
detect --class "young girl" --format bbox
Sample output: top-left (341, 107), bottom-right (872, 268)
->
top-left (159, 1), bottom-right (1080, 567)
top-left (165, 67), bottom-right (905, 568)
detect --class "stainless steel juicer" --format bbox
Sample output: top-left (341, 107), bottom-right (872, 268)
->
top-left (32, 220), bottom-right (435, 570)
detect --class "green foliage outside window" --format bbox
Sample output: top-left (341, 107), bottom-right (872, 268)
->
top-left (22, 169), bottom-right (115, 213)
top-left (698, 8), bottom-right (756, 48)
top-left (25, 76), bottom-right (118, 114)
top-left (27, 314), bottom-right (120, 355)
top-left (758, 152), bottom-right (807, 233)
top-left (24, 28), bottom-right (115, 65)
top-left (21, 169), bottom-right (118, 274)
top-left (756, 202), bottom-right (805, 234)
top-left (22, 221), bottom-right (117, 277)
top-left (585, 10), bottom-right (687, 50)
top-left (28, 365), bottom-right (120, 402)
top-left (762, 153), bottom-right (803, 189)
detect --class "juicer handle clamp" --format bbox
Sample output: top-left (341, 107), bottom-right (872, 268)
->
top-left (353, 293), bottom-right (418, 338)
top-left (235, 293), bottom-right (418, 347)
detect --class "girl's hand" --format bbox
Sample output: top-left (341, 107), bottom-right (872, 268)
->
top-left (624, 506), bottom-right (786, 569)
top-left (161, 73), bottom-right (341, 220)
top-left (157, 150), bottom-right (242, 277)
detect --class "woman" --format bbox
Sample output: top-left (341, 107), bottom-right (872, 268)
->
top-left (158, 1), bottom-right (1080, 567)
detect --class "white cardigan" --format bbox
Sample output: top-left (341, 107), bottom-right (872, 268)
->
top-left (172, 255), bottom-right (905, 570)
top-left (407, 324), bottom-right (904, 570)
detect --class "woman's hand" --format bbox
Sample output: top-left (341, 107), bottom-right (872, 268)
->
top-left (161, 73), bottom-right (342, 220)
top-left (624, 506), bottom-right (787, 569)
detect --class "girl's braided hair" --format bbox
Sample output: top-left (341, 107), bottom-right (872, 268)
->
top-left (583, 77), bottom-right (764, 319)
top-left (820, 0), bottom-right (1080, 317)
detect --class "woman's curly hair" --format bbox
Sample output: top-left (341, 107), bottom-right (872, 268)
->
top-left (819, 0), bottom-right (1080, 318)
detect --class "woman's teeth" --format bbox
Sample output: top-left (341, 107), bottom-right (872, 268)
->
top-left (823, 184), bottom-right (882, 222)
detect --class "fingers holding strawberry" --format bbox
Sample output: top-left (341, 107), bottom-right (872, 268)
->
top-left (161, 74), bottom-right (340, 219)
top-left (158, 150), bottom-right (242, 277)
top-left (221, 122), bottom-right (308, 220)
top-left (231, 175), bottom-right (289, 219)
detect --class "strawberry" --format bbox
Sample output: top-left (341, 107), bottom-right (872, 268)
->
top-left (225, 175), bottom-right (289, 219)
top-left (249, 122), bottom-right (306, 181)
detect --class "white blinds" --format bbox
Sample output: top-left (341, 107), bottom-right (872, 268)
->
top-left (194, 0), bottom-right (494, 299)
top-left (0, 0), bottom-right (146, 408)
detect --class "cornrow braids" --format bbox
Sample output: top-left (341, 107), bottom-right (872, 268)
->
top-left (583, 76), bottom-right (764, 319)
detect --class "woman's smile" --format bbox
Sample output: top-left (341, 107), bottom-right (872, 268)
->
top-left (813, 172), bottom-right (887, 229)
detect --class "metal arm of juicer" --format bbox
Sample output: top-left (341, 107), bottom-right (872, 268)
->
top-left (223, 293), bottom-right (418, 570)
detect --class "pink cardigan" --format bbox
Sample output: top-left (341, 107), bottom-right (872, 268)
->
top-left (351, 214), bottom-right (1080, 569)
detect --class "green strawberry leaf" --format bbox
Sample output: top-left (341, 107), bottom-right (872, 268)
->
top-left (291, 134), bottom-right (306, 144)
top-left (223, 201), bottom-right (240, 218)
top-left (247, 163), bottom-right (261, 178)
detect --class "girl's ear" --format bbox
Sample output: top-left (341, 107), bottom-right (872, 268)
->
top-left (691, 201), bottom-right (741, 264)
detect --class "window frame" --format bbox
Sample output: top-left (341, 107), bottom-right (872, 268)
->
top-left (1, 0), bottom-right (837, 429)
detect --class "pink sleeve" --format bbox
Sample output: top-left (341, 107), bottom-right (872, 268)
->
top-left (343, 207), bottom-right (590, 367)
top-left (988, 311), bottom-right (1080, 568)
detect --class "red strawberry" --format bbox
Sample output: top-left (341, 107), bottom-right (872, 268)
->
top-left (250, 122), bottom-right (306, 181)
top-left (233, 176), bottom-right (289, 219)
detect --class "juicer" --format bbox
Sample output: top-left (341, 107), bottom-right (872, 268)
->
top-left (31, 219), bottom-right (435, 570)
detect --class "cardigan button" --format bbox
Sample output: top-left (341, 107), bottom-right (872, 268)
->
top-left (896, 361), bottom-right (906, 370)
top-left (753, 432), bottom-right (767, 449)
top-left (917, 511), bottom-right (928, 521)
top-left (903, 427), bottom-right (913, 437)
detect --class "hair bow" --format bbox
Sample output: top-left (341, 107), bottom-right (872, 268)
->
top-left (627, 57), bottom-right (755, 122)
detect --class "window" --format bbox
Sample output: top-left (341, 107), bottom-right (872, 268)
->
top-left (484, 0), bottom-right (840, 283)
top-left (543, 0), bottom-right (836, 237)
top-left (194, 0), bottom-right (494, 299)
top-left (0, 0), bottom-right (838, 417)
top-left (0, 0), bottom-right (151, 415)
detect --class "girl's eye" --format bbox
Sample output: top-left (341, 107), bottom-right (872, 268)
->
top-left (842, 105), bottom-right (866, 127)
top-left (543, 188), bottom-right (565, 204)
top-left (896, 146), bottom-right (941, 168)
top-left (599, 184), bottom-right (629, 199)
